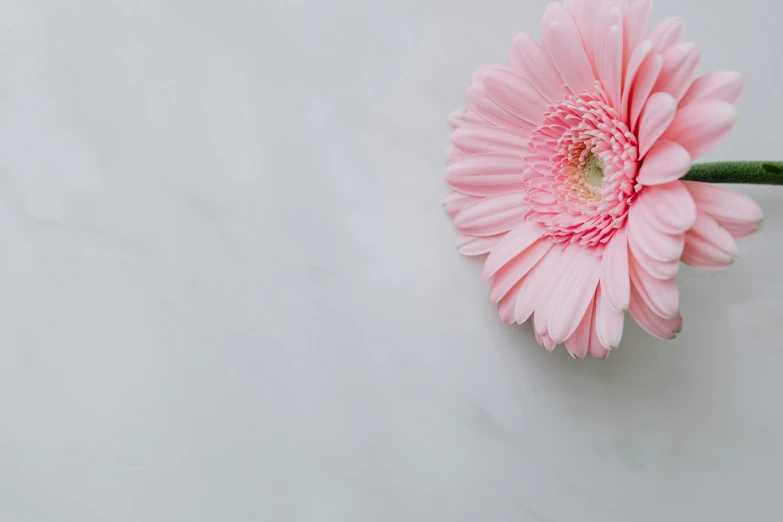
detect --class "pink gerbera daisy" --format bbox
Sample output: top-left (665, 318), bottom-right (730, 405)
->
top-left (445, 0), bottom-right (764, 358)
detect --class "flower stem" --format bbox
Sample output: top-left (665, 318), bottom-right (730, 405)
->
top-left (682, 162), bottom-right (783, 185)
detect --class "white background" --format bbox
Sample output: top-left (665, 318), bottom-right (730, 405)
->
top-left (0, 0), bottom-right (781, 520)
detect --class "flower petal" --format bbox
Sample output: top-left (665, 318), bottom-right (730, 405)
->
top-left (515, 246), bottom-right (563, 325)
top-left (509, 32), bottom-right (566, 103)
top-left (467, 84), bottom-right (535, 137)
top-left (680, 71), bottom-right (744, 107)
top-left (534, 245), bottom-right (580, 336)
top-left (588, 302), bottom-right (611, 360)
top-left (490, 238), bottom-right (554, 303)
top-left (564, 297), bottom-right (594, 359)
top-left (449, 108), bottom-right (486, 130)
top-left (630, 52), bottom-right (664, 132)
top-left (654, 42), bottom-right (701, 103)
top-left (628, 286), bottom-right (682, 340)
top-left (595, 284), bottom-right (624, 349)
top-left (620, 40), bottom-right (652, 121)
top-left (628, 229), bottom-right (680, 280)
top-left (498, 280), bottom-right (523, 324)
top-left (541, 4), bottom-right (595, 95)
top-left (648, 17), bottom-right (686, 53)
top-left (451, 125), bottom-right (529, 157)
top-left (565, 0), bottom-right (598, 75)
top-left (472, 65), bottom-right (503, 84)
top-left (636, 139), bottom-right (692, 186)
top-left (623, 0), bottom-right (653, 67)
top-left (595, 8), bottom-right (624, 108)
top-left (629, 254), bottom-right (680, 319)
top-left (483, 220), bottom-right (547, 280)
top-left (681, 234), bottom-right (735, 270)
top-left (453, 191), bottom-right (528, 236)
top-left (600, 227), bottom-right (630, 311)
top-left (540, 331), bottom-right (558, 352)
top-left (681, 212), bottom-right (738, 270)
top-left (446, 154), bottom-right (527, 197)
top-left (662, 100), bottom-right (737, 159)
top-left (637, 92), bottom-right (677, 158)
top-left (444, 191), bottom-right (479, 217)
top-left (481, 69), bottom-right (550, 127)
top-left (628, 203), bottom-right (685, 262)
top-left (547, 247), bottom-right (602, 344)
top-left (682, 181), bottom-right (764, 234)
top-left (688, 211), bottom-right (739, 257)
top-left (636, 181), bottom-right (697, 234)
top-left (457, 234), bottom-right (503, 256)
top-left (446, 145), bottom-right (463, 166)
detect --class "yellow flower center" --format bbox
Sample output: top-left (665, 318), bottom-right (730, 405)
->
top-left (583, 152), bottom-right (605, 189)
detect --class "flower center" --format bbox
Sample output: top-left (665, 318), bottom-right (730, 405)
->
top-left (582, 152), bottom-right (605, 189)
top-left (523, 88), bottom-right (639, 248)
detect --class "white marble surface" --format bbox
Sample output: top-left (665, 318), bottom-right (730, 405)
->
top-left (0, 0), bottom-right (782, 520)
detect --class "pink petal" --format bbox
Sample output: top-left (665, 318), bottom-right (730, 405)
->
top-left (564, 297), bottom-right (594, 359)
top-left (533, 326), bottom-right (558, 352)
top-left (648, 17), bottom-right (686, 53)
top-left (603, 0), bottom-right (628, 14)
top-left (722, 222), bottom-right (762, 240)
top-left (547, 247), bottom-right (602, 344)
top-left (457, 234), bottom-right (504, 256)
top-left (623, 0), bottom-right (652, 67)
top-left (451, 125), bottom-right (529, 157)
top-left (444, 191), bottom-right (479, 217)
top-left (654, 42), bottom-right (700, 103)
top-left (588, 302), bottom-right (611, 360)
top-left (628, 287), bottom-right (682, 340)
top-left (595, 8), bottom-right (624, 108)
top-left (681, 235), bottom-right (735, 270)
top-left (628, 203), bottom-right (685, 262)
top-left (467, 84), bottom-right (535, 137)
top-left (541, 332), bottom-right (557, 352)
top-left (689, 211), bottom-right (739, 257)
top-left (565, 0), bottom-right (599, 75)
top-left (498, 280), bottom-right (523, 324)
top-left (628, 230), bottom-right (680, 280)
top-left (490, 238), bottom-right (554, 303)
top-left (446, 145), bottom-right (463, 166)
top-left (620, 40), bottom-right (653, 121)
top-left (681, 212), bottom-right (738, 270)
top-left (483, 221), bottom-right (547, 280)
top-left (636, 181), bottom-right (697, 234)
top-left (662, 101), bottom-right (736, 159)
top-left (680, 71), bottom-right (744, 107)
top-left (446, 154), bottom-right (527, 197)
top-left (516, 246), bottom-right (563, 325)
top-left (630, 52), bottom-right (664, 132)
top-left (453, 191), bottom-right (528, 236)
top-left (541, 4), bottom-right (595, 95)
top-left (600, 227), bottom-right (630, 311)
top-left (637, 92), bottom-right (677, 157)
top-left (534, 246), bottom-right (581, 337)
top-left (448, 108), bottom-right (486, 130)
top-left (481, 69), bottom-right (550, 127)
top-left (683, 181), bottom-right (764, 233)
top-left (472, 65), bottom-right (503, 84)
top-left (629, 254), bottom-right (680, 319)
top-left (595, 285), bottom-right (624, 350)
top-left (509, 32), bottom-right (566, 103)
top-left (636, 139), bottom-right (692, 186)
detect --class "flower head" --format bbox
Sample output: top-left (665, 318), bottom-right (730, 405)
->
top-left (445, 0), bottom-right (763, 358)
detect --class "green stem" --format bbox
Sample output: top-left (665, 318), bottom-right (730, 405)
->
top-left (682, 162), bottom-right (783, 185)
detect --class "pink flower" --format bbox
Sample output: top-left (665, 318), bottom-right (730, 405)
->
top-left (445, 0), bottom-right (763, 358)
